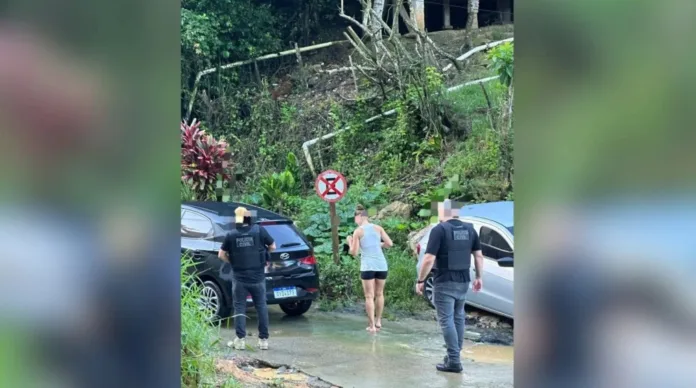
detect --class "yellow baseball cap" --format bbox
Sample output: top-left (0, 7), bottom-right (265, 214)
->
top-left (234, 206), bottom-right (248, 223)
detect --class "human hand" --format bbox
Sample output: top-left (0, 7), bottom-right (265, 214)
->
top-left (416, 281), bottom-right (424, 295)
top-left (472, 278), bottom-right (483, 292)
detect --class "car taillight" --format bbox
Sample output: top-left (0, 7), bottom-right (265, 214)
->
top-left (300, 255), bottom-right (317, 265)
top-left (416, 243), bottom-right (421, 255)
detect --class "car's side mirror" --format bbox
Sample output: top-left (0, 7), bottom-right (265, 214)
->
top-left (498, 257), bottom-right (514, 267)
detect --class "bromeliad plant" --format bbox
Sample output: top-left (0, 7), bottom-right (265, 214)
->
top-left (181, 119), bottom-right (232, 200)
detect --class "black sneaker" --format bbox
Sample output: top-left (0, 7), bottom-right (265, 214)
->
top-left (436, 362), bottom-right (463, 373)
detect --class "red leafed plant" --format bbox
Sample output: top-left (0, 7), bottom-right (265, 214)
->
top-left (181, 119), bottom-right (231, 200)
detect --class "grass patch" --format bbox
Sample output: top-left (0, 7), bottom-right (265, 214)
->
top-left (219, 378), bottom-right (244, 388)
top-left (181, 255), bottom-right (234, 387)
top-left (446, 80), bottom-right (507, 117)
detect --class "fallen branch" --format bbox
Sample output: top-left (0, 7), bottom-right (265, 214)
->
top-left (398, 6), bottom-right (417, 34)
top-left (302, 75), bottom-right (501, 175)
top-left (349, 55), bottom-right (359, 92)
top-left (398, 11), bottom-right (460, 70)
top-left (185, 40), bottom-right (347, 121)
top-left (315, 65), bottom-right (377, 75)
top-left (340, 0), bottom-right (369, 33)
top-left (391, 0), bottom-right (403, 39)
top-left (442, 38), bottom-right (514, 72)
top-left (445, 75), bottom-right (500, 92)
top-left (370, 7), bottom-right (413, 62)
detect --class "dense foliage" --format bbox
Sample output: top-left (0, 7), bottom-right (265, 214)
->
top-left (489, 42), bottom-right (514, 87)
top-left (181, 0), bottom-right (358, 118)
top-left (180, 0), bottom-right (515, 313)
top-left (181, 255), bottom-right (222, 387)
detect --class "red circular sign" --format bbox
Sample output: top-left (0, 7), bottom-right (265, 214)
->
top-left (315, 170), bottom-right (347, 203)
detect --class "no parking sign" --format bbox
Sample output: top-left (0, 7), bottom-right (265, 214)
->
top-left (314, 170), bottom-right (347, 203)
top-left (315, 170), bottom-right (347, 263)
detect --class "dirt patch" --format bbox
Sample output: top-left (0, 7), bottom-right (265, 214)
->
top-left (215, 356), bottom-right (339, 388)
top-left (284, 25), bottom-right (516, 115)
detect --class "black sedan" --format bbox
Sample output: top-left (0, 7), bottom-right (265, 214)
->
top-left (181, 201), bottom-right (320, 321)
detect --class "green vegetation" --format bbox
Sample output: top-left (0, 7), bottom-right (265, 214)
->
top-left (181, 254), bottom-right (227, 387)
top-left (180, 1), bottom-right (514, 317)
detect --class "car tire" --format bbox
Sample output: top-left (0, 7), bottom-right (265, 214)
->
top-left (200, 280), bottom-right (230, 322)
top-left (424, 274), bottom-right (435, 309)
top-left (279, 300), bottom-right (312, 316)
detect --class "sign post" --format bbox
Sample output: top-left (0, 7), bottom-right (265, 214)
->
top-left (315, 170), bottom-right (347, 264)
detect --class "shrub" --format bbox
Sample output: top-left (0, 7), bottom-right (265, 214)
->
top-left (181, 254), bottom-right (220, 387)
top-left (378, 217), bottom-right (423, 249)
top-left (382, 249), bottom-right (429, 313)
top-left (259, 170), bottom-right (296, 212)
top-left (258, 152), bottom-right (300, 214)
top-left (181, 119), bottom-right (232, 200)
top-left (316, 254), bottom-right (361, 303)
top-left (181, 181), bottom-right (196, 201)
top-left (488, 42), bottom-right (514, 87)
top-left (316, 247), bottom-right (428, 314)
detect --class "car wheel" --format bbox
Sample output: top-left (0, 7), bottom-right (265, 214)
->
top-left (279, 300), bottom-right (312, 316)
top-left (424, 275), bottom-right (435, 309)
top-left (199, 280), bottom-right (230, 322)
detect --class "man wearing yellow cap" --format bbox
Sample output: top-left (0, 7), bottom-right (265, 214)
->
top-left (219, 206), bottom-right (275, 350)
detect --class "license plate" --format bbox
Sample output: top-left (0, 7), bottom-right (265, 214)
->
top-left (273, 287), bottom-right (297, 299)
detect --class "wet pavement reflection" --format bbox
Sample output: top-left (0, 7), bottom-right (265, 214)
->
top-left (218, 306), bottom-right (513, 388)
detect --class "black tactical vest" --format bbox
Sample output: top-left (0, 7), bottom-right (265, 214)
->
top-left (434, 220), bottom-right (472, 271)
top-left (227, 224), bottom-right (264, 270)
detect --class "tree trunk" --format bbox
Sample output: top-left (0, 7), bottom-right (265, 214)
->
top-left (467, 0), bottom-right (479, 30)
top-left (370, 0), bottom-right (386, 37)
top-left (409, 0), bottom-right (425, 31)
top-left (398, 6), bottom-right (416, 34)
top-left (362, 0), bottom-right (372, 27)
top-left (497, 0), bottom-right (512, 24)
top-left (443, 0), bottom-right (452, 29)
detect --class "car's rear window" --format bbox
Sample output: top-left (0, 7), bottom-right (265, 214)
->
top-left (263, 224), bottom-right (307, 248)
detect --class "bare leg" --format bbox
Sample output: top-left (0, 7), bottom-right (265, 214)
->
top-left (374, 279), bottom-right (386, 329)
top-left (362, 279), bottom-right (376, 332)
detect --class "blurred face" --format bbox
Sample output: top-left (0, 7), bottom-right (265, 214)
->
top-left (437, 203), bottom-right (446, 221)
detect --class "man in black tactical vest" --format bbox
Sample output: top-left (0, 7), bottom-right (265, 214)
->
top-left (219, 206), bottom-right (275, 351)
top-left (416, 200), bottom-right (484, 373)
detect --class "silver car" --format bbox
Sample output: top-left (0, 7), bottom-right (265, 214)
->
top-left (416, 201), bottom-right (514, 319)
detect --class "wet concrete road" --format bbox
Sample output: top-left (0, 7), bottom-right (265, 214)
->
top-left (218, 306), bottom-right (513, 388)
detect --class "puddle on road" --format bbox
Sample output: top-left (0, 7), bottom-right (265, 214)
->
top-left (219, 309), bottom-right (514, 388)
top-left (462, 344), bottom-right (514, 364)
top-left (223, 307), bottom-right (514, 366)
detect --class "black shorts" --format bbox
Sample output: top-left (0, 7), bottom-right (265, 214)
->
top-left (360, 271), bottom-right (388, 280)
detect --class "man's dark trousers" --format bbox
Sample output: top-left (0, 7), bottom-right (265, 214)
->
top-left (434, 281), bottom-right (469, 366)
top-left (232, 280), bottom-right (269, 340)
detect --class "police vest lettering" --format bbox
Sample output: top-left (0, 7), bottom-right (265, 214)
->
top-left (228, 224), bottom-right (264, 270)
top-left (434, 220), bottom-right (472, 271)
